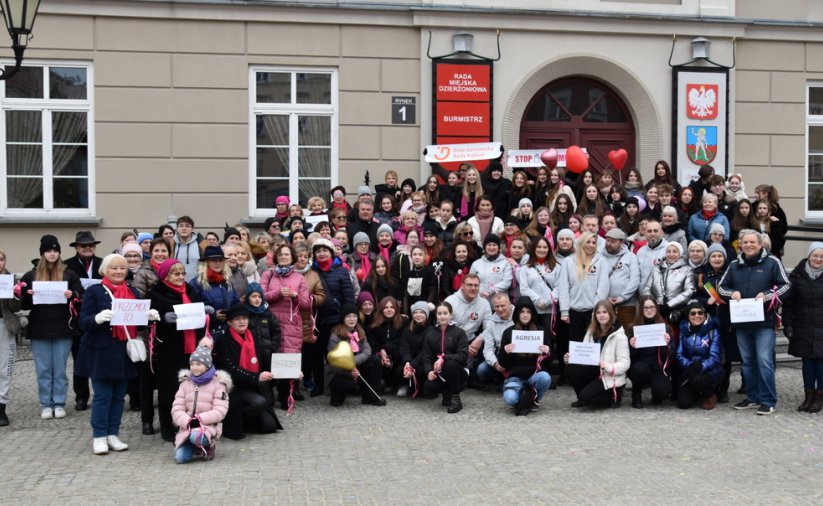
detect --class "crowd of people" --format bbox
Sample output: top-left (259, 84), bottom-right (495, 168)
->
top-left (0, 156), bottom-right (819, 462)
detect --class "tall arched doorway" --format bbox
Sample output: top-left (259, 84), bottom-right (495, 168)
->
top-left (519, 77), bottom-right (636, 179)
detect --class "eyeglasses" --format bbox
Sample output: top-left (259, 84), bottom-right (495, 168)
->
top-left (123, 254), bottom-right (141, 259)
top-left (811, 255), bottom-right (823, 261)
top-left (689, 310), bottom-right (705, 316)
top-left (462, 231), bottom-right (473, 236)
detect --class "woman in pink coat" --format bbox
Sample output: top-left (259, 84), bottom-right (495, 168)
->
top-left (171, 347), bottom-right (231, 463)
top-left (260, 244), bottom-right (311, 406)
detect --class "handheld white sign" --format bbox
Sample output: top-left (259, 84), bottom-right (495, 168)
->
top-left (32, 281), bottom-right (68, 305)
top-left (569, 341), bottom-right (601, 366)
top-left (0, 274), bottom-right (13, 299)
top-left (511, 330), bottom-right (543, 354)
top-left (633, 323), bottom-right (668, 348)
top-left (174, 302), bottom-right (207, 331)
top-left (729, 298), bottom-right (765, 324)
top-left (111, 299), bottom-right (151, 326)
top-left (271, 353), bottom-right (302, 379)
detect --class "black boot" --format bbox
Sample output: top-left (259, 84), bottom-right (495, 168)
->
top-left (631, 390), bottom-right (643, 409)
top-left (441, 392), bottom-right (452, 407)
top-left (0, 403), bottom-right (8, 427)
top-left (142, 422), bottom-right (155, 435)
top-left (447, 393), bottom-right (462, 414)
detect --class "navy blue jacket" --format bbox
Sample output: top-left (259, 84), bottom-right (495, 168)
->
top-left (190, 276), bottom-right (239, 330)
top-left (313, 257), bottom-right (355, 327)
top-left (677, 317), bottom-right (724, 383)
top-left (718, 247), bottom-right (790, 329)
top-left (76, 283), bottom-right (138, 381)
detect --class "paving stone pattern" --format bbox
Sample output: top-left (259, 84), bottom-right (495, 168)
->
top-left (1, 351), bottom-right (822, 505)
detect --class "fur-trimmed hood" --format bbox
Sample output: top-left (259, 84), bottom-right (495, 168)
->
top-left (177, 368), bottom-right (233, 391)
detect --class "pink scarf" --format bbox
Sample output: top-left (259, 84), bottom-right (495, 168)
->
top-left (356, 252), bottom-right (372, 281)
top-left (475, 208), bottom-right (494, 243)
top-left (347, 331), bottom-right (360, 353)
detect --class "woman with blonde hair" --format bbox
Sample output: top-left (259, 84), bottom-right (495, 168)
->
top-left (558, 232), bottom-right (610, 342)
top-left (191, 246), bottom-right (239, 331)
top-left (18, 236), bottom-right (84, 420)
top-left (458, 167), bottom-right (484, 221)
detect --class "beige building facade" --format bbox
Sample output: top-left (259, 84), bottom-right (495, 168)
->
top-left (0, 0), bottom-right (820, 270)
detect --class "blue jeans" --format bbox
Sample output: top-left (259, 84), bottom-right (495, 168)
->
top-left (736, 326), bottom-right (777, 408)
top-left (476, 362), bottom-right (504, 385)
top-left (90, 379), bottom-right (128, 438)
top-left (802, 358), bottom-right (823, 391)
top-left (175, 431), bottom-right (211, 464)
top-left (502, 372), bottom-right (552, 406)
top-left (31, 338), bottom-right (72, 409)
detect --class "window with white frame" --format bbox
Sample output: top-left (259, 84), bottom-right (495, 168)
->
top-left (250, 67), bottom-right (337, 216)
top-left (1, 63), bottom-right (94, 216)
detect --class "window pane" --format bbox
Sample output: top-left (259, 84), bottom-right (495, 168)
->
top-left (5, 66), bottom-right (43, 98)
top-left (584, 94), bottom-right (627, 123)
top-left (298, 116), bottom-right (330, 145)
top-left (6, 110), bottom-right (41, 142)
top-left (53, 177), bottom-right (89, 208)
top-left (810, 126), bottom-right (823, 153)
top-left (809, 184), bottom-right (823, 211)
top-left (810, 87), bottom-right (823, 115)
top-left (298, 148), bottom-right (330, 178)
top-left (6, 144), bottom-right (42, 176)
top-left (257, 178), bottom-right (289, 209)
top-left (257, 115), bottom-right (288, 146)
top-left (7, 178), bottom-right (43, 208)
top-left (54, 145), bottom-right (88, 176)
top-left (256, 72), bottom-right (291, 103)
top-left (256, 147), bottom-right (289, 177)
top-left (299, 178), bottom-right (331, 206)
top-left (296, 73), bottom-right (331, 104)
top-left (53, 112), bottom-right (87, 143)
top-left (525, 94), bottom-right (570, 122)
top-left (810, 155), bottom-right (823, 183)
top-left (50, 67), bottom-right (88, 100)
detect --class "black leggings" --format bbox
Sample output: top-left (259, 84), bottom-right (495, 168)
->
top-left (329, 355), bottom-right (383, 404)
top-left (566, 363), bottom-right (623, 408)
top-left (628, 357), bottom-right (671, 401)
top-left (422, 360), bottom-right (466, 398)
top-left (304, 323), bottom-right (332, 390)
top-left (569, 309), bottom-right (593, 343)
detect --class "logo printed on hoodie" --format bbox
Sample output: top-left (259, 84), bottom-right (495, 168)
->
top-left (469, 312), bottom-right (479, 321)
top-left (491, 266), bottom-right (502, 273)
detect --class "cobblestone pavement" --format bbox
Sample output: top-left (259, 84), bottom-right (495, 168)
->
top-left (1, 348), bottom-right (822, 505)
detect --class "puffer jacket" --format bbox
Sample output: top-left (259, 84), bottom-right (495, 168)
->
top-left (190, 277), bottom-right (239, 330)
top-left (582, 322), bottom-right (630, 389)
top-left (677, 317), bottom-right (723, 383)
top-left (688, 211), bottom-right (730, 243)
top-left (260, 268), bottom-right (310, 352)
top-left (171, 369), bottom-right (231, 448)
top-left (297, 266), bottom-right (325, 343)
top-left (132, 264), bottom-right (160, 298)
top-left (247, 309), bottom-right (282, 358)
top-left (313, 257), bottom-right (355, 327)
top-left (783, 259), bottom-right (823, 359)
top-left (641, 258), bottom-right (695, 310)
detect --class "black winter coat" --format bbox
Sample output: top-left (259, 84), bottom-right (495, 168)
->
top-left (783, 259), bottom-right (823, 358)
top-left (248, 308), bottom-right (282, 357)
top-left (421, 323), bottom-right (468, 374)
top-left (75, 283), bottom-right (138, 381)
top-left (366, 320), bottom-right (403, 359)
top-left (20, 268), bottom-right (84, 339)
top-left (399, 323), bottom-right (429, 371)
top-left (313, 258), bottom-right (355, 327)
top-left (212, 324), bottom-right (274, 390)
top-left (148, 281), bottom-right (205, 368)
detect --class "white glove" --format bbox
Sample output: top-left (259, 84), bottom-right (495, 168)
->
top-left (95, 309), bottom-right (113, 324)
top-left (147, 309), bottom-right (160, 322)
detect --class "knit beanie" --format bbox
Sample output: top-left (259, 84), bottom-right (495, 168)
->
top-left (707, 243), bottom-right (727, 259)
top-left (189, 346), bottom-right (213, 369)
top-left (121, 242), bottom-right (143, 256)
top-left (709, 223), bottom-right (725, 237)
top-left (136, 233), bottom-right (153, 245)
top-left (39, 234), bottom-right (61, 255)
top-left (626, 196), bottom-right (640, 208)
top-left (410, 301), bottom-right (430, 317)
top-left (357, 185), bottom-right (372, 197)
top-left (356, 291), bottom-right (375, 307)
top-left (557, 229), bottom-right (575, 241)
top-left (483, 233), bottom-right (501, 248)
top-left (377, 224), bottom-right (394, 238)
top-left (156, 258), bottom-right (182, 280)
top-left (353, 232), bottom-right (371, 247)
top-left (808, 241), bottom-right (823, 257)
top-left (688, 240), bottom-right (708, 256)
top-left (518, 198), bottom-right (532, 208)
top-left (667, 241), bottom-right (684, 257)
top-left (224, 227), bottom-right (241, 242)
top-left (245, 282), bottom-right (264, 298)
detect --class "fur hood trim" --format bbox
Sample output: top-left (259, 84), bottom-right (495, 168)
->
top-left (177, 368), bottom-right (234, 391)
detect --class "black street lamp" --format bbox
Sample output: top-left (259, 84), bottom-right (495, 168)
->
top-left (0, 0), bottom-right (41, 80)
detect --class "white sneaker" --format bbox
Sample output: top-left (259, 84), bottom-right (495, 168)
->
top-left (106, 435), bottom-right (128, 451)
top-left (53, 406), bottom-right (66, 419)
top-left (40, 407), bottom-right (53, 420)
top-left (93, 437), bottom-right (109, 455)
top-left (396, 385), bottom-right (409, 397)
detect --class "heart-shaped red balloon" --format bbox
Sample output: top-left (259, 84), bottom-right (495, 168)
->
top-left (540, 148), bottom-right (558, 169)
top-left (608, 149), bottom-right (628, 171)
top-left (565, 145), bottom-right (588, 174)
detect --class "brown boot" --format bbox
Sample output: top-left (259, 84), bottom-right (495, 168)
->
top-left (798, 390), bottom-right (815, 412)
top-left (808, 391), bottom-right (823, 414)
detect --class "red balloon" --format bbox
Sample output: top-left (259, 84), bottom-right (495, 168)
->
top-left (565, 145), bottom-right (588, 174)
top-left (540, 148), bottom-right (558, 169)
top-left (608, 148), bottom-right (628, 171)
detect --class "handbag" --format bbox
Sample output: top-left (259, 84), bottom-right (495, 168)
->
top-left (102, 284), bottom-right (148, 363)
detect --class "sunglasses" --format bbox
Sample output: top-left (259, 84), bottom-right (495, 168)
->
top-left (689, 310), bottom-right (705, 316)
top-left (462, 231), bottom-right (473, 236)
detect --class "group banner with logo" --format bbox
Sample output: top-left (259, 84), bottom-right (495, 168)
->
top-left (672, 68), bottom-right (729, 188)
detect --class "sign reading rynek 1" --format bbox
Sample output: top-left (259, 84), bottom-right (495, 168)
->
top-left (433, 59), bottom-right (493, 172)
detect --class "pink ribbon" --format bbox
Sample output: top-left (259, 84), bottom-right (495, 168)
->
top-left (287, 379), bottom-right (296, 415)
top-left (148, 323), bottom-right (157, 374)
top-left (768, 285), bottom-right (782, 327)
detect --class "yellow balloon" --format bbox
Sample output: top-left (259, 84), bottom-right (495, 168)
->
top-left (327, 340), bottom-right (355, 371)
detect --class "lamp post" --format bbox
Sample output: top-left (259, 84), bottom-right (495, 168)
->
top-left (0, 0), bottom-right (41, 80)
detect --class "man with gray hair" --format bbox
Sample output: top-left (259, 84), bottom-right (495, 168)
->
top-left (601, 228), bottom-right (641, 328)
top-left (718, 229), bottom-right (790, 416)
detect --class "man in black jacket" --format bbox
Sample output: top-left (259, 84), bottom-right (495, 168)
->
top-left (347, 200), bottom-right (380, 249)
top-left (63, 231), bottom-right (103, 411)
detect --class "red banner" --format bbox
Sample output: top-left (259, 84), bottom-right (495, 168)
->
top-left (435, 63), bottom-right (491, 102)
top-left (436, 102), bottom-right (491, 137)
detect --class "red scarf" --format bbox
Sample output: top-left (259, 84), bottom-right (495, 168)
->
top-left (357, 252), bottom-right (372, 281)
top-left (316, 257), bottom-right (333, 272)
top-left (701, 209), bottom-right (717, 220)
top-left (102, 277), bottom-right (135, 342)
top-left (150, 259), bottom-right (163, 273)
top-left (229, 326), bottom-right (259, 373)
top-left (451, 265), bottom-right (467, 291)
top-left (378, 242), bottom-right (392, 264)
top-left (163, 280), bottom-right (196, 353)
top-left (207, 269), bottom-right (226, 284)
top-left (265, 251), bottom-right (275, 269)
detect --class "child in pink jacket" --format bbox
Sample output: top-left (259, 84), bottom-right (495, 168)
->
top-left (171, 346), bottom-right (231, 463)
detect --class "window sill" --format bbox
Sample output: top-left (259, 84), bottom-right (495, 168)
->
top-left (0, 216), bottom-right (102, 226)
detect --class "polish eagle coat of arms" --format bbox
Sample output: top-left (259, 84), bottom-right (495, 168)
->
top-left (686, 84), bottom-right (719, 120)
